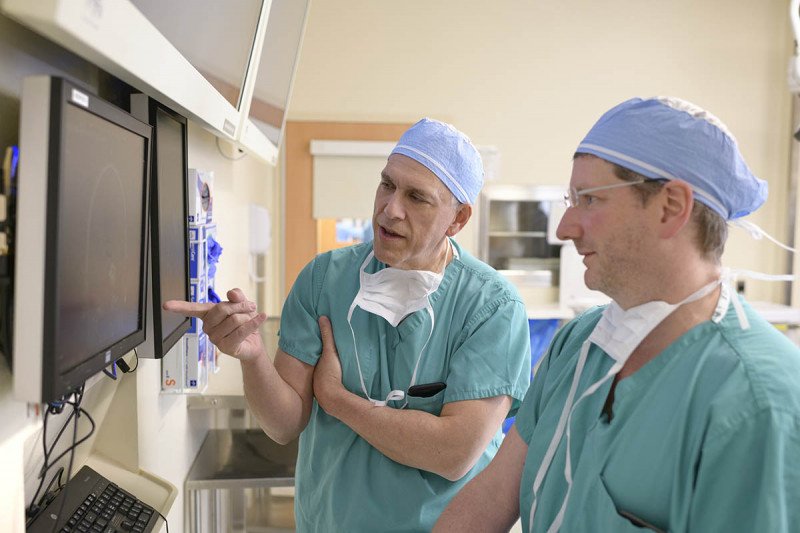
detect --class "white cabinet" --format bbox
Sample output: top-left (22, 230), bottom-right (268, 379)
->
top-left (0, 0), bottom-right (310, 165)
top-left (479, 185), bottom-right (566, 310)
top-left (479, 185), bottom-right (564, 280)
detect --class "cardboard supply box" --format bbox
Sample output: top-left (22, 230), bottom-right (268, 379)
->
top-left (188, 169), bottom-right (214, 225)
top-left (161, 337), bottom-right (186, 393)
top-left (162, 172), bottom-right (217, 392)
top-left (161, 333), bottom-right (209, 394)
top-left (184, 332), bottom-right (209, 392)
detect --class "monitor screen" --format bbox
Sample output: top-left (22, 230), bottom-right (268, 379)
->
top-left (152, 106), bottom-right (190, 352)
top-left (14, 76), bottom-right (151, 403)
top-left (56, 103), bottom-right (147, 372)
top-left (156, 108), bottom-right (189, 344)
top-left (130, 94), bottom-right (191, 359)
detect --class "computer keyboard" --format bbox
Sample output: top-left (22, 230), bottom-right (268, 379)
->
top-left (28, 465), bottom-right (160, 533)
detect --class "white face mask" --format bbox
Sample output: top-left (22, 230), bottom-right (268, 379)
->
top-left (352, 258), bottom-right (444, 328)
top-left (346, 241), bottom-right (453, 406)
top-left (529, 279), bottom-right (720, 533)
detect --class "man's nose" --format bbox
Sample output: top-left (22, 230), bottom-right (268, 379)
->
top-left (555, 206), bottom-right (581, 242)
top-left (383, 193), bottom-right (405, 219)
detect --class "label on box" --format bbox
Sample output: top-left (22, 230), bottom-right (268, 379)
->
top-left (189, 239), bottom-right (207, 280)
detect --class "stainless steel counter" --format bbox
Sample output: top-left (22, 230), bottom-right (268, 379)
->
top-left (187, 429), bottom-right (297, 490)
top-left (185, 429), bottom-right (298, 532)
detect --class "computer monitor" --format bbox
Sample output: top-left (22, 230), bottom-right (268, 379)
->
top-left (14, 76), bottom-right (151, 404)
top-left (130, 95), bottom-right (191, 359)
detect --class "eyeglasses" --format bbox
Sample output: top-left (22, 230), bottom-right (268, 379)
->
top-left (562, 179), bottom-right (646, 209)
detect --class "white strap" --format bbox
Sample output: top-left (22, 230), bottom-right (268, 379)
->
top-left (546, 361), bottom-right (623, 533)
top-left (529, 339), bottom-right (591, 532)
top-left (348, 299), bottom-right (374, 401)
top-left (732, 219), bottom-right (797, 253)
top-left (371, 390), bottom-right (405, 407)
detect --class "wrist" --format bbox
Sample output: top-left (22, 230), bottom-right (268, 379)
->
top-left (318, 381), bottom-right (348, 417)
top-left (239, 350), bottom-right (268, 369)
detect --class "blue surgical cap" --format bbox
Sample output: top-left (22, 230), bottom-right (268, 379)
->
top-left (576, 97), bottom-right (767, 220)
top-left (391, 118), bottom-right (484, 204)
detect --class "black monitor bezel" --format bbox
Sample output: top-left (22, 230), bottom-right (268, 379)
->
top-left (144, 99), bottom-right (191, 358)
top-left (42, 77), bottom-right (152, 403)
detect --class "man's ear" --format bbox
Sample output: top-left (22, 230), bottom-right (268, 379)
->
top-left (446, 204), bottom-right (472, 237)
top-left (658, 180), bottom-right (694, 238)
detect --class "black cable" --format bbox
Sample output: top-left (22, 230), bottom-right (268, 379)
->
top-left (44, 407), bottom-right (95, 468)
top-left (130, 348), bottom-right (140, 372)
top-left (26, 385), bottom-right (93, 526)
top-left (27, 409), bottom-right (53, 517)
top-left (35, 466), bottom-right (64, 509)
top-left (50, 396), bottom-right (81, 533)
top-left (156, 509), bottom-right (170, 533)
top-left (27, 404), bottom-right (76, 519)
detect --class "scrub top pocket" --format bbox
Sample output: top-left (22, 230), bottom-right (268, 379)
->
top-left (579, 475), bottom-right (665, 532)
top-left (405, 389), bottom-right (446, 415)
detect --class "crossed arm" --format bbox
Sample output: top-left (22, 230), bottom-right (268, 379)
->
top-left (165, 289), bottom-right (513, 479)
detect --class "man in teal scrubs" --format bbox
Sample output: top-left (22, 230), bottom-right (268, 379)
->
top-left (435, 97), bottom-right (800, 532)
top-left (166, 118), bottom-right (531, 531)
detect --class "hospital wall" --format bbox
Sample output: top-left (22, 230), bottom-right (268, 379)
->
top-left (0, 14), bottom-right (277, 532)
top-left (289, 0), bottom-right (795, 305)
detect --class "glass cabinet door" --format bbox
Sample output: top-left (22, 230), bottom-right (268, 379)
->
top-left (479, 186), bottom-right (565, 287)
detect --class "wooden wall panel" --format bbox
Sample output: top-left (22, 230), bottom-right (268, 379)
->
top-left (283, 121), bottom-right (410, 299)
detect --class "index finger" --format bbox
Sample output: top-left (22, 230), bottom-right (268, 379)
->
top-left (163, 299), bottom-right (215, 319)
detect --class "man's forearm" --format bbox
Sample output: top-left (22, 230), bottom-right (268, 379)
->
top-left (434, 427), bottom-right (527, 532)
top-left (324, 388), bottom-right (510, 481)
top-left (241, 354), bottom-right (309, 444)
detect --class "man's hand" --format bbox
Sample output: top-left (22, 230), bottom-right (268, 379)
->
top-left (163, 288), bottom-right (267, 362)
top-left (313, 316), bottom-right (345, 413)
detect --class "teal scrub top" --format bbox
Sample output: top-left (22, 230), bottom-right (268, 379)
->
top-left (278, 240), bottom-right (531, 532)
top-left (515, 291), bottom-right (800, 532)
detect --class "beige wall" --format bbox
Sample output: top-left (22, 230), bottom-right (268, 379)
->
top-left (289, 0), bottom-right (794, 303)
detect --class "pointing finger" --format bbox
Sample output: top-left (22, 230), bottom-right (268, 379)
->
top-left (163, 300), bottom-right (214, 319)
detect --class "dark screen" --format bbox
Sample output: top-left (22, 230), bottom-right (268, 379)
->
top-left (155, 108), bottom-right (189, 343)
top-left (56, 103), bottom-right (146, 372)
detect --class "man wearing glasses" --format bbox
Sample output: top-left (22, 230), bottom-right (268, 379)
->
top-left (435, 97), bottom-right (800, 532)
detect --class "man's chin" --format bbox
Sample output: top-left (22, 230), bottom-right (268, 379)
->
top-left (372, 243), bottom-right (395, 265)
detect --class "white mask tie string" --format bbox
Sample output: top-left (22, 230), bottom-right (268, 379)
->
top-left (731, 219), bottom-right (797, 253)
top-left (345, 240), bottom-right (452, 407)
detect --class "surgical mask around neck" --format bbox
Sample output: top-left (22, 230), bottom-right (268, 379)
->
top-left (529, 278), bottom-right (720, 533)
top-left (353, 258), bottom-right (444, 328)
top-left (346, 241), bottom-right (453, 406)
